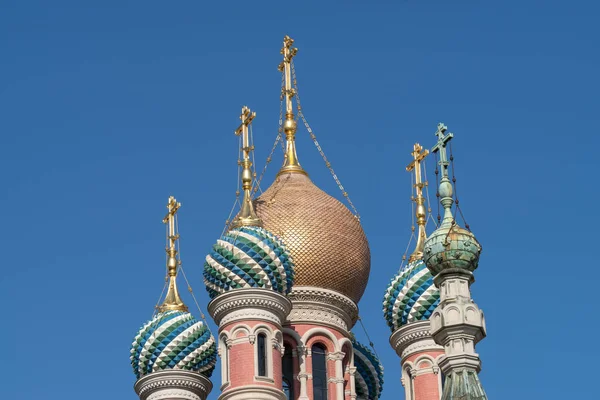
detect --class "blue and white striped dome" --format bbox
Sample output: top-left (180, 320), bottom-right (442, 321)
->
top-left (203, 226), bottom-right (295, 299)
top-left (353, 340), bottom-right (384, 400)
top-left (130, 310), bottom-right (217, 379)
top-left (382, 259), bottom-right (440, 332)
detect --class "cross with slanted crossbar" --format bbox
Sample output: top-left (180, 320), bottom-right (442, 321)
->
top-left (431, 123), bottom-right (453, 179)
top-left (162, 196), bottom-right (181, 251)
top-left (235, 106), bottom-right (256, 159)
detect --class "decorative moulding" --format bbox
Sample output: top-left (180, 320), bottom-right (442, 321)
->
top-left (286, 286), bottom-right (358, 332)
top-left (134, 370), bottom-right (213, 400)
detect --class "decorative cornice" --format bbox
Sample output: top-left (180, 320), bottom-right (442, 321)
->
top-left (286, 286), bottom-right (358, 332)
top-left (390, 320), bottom-right (444, 359)
top-left (208, 288), bottom-right (292, 328)
top-left (134, 370), bottom-right (213, 400)
top-left (218, 384), bottom-right (287, 400)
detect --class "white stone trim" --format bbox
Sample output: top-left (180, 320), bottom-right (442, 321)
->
top-left (286, 286), bottom-right (358, 332)
top-left (134, 370), bottom-right (213, 400)
top-left (208, 288), bottom-right (292, 328)
top-left (390, 320), bottom-right (444, 359)
top-left (218, 384), bottom-right (286, 400)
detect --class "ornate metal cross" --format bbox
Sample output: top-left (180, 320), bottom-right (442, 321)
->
top-left (163, 195), bottom-right (181, 251)
top-left (431, 123), bottom-right (454, 179)
top-left (235, 106), bottom-right (256, 159)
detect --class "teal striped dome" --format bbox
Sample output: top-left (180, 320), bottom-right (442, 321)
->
top-left (353, 340), bottom-right (384, 400)
top-left (130, 310), bottom-right (217, 379)
top-left (203, 226), bottom-right (295, 299)
top-left (382, 259), bottom-right (440, 332)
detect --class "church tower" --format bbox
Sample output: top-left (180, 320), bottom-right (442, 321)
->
top-left (423, 124), bottom-right (488, 400)
top-left (203, 106), bottom-right (295, 400)
top-left (383, 143), bottom-right (444, 400)
top-left (204, 35), bottom-right (383, 400)
top-left (130, 197), bottom-right (217, 400)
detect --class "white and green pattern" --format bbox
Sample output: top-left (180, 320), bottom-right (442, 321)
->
top-left (353, 339), bottom-right (384, 400)
top-left (203, 226), bottom-right (295, 299)
top-left (382, 259), bottom-right (440, 332)
top-left (130, 310), bottom-right (217, 379)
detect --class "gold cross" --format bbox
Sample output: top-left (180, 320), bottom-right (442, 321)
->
top-left (163, 196), bottom-right (181, 251)
top-left (235, 106), bottom-right (256, 159)
top-left (406, 143), bottom-right (429, 262)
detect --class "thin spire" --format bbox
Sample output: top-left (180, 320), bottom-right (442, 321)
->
top-left (277, 35), bottom-right (307, 176)
top-left (431, 123), bottom-right (455, 228)
top-left (232, 106), bottom-right (262, 228)
top-left (158, 196), bottom-right (188, 313)
top-left (406, 143), bottom-right (429, 262)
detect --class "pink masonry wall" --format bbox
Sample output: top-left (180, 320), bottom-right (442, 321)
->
top-left (404, 350), bottom-right (445, 400)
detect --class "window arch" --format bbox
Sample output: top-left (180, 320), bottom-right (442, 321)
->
top-left (282, 346), bottom-right (295, 399)
top-left (257, 333), bottom-right (267, 377)
top-left (312, 344), bottom-right (328, 400)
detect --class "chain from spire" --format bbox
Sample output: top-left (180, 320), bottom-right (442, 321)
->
top-left (277, 35), bottom-right (306, 175)
top-left (406, 143), bottom-right (429, 262)
top-left (158, 196), bottom-right (188, 312)
top-left (232, 106), bottom-right (262, 228)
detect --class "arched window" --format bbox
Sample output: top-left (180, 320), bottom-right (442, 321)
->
top-left (404, 367), bottom-right (414, 400)
top-left (220, 334), bottom-right (229, 384)
top-left (312, 344), bottom-right (328, 400)
top-left (282, 346), bottom-right (295, 399)
top-left (257, 333), bottom-right (267, 377)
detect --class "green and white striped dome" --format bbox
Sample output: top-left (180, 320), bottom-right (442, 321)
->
top-left (130, 310), bottom-right (217, 379)
top-left (203, 226), bottom-right (295, 299)
top-left (382, 259), bottom-right (440, 332)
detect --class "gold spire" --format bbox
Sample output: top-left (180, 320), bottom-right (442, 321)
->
top-left (158, 196), bottom-right (188, 313)
top-left (406, 143), bottom-right (429, 263)
top-left (232, 106), bottom-right (262, 228)
top-left (277, 35), bottom-right (307, 176)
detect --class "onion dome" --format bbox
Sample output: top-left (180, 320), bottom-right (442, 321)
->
top-left (203, 226), bottom-right (295, 299)
top-left (254, 173), bottom-right (370, 303)
top-left (424, 124), bottom-right (482, 277)
top-left (130, 310), bottom-right (217, 379)
top-left (251, 35), bottom-right (370, 303)
top-left (382, 259), bottom-right (440, 331)
top-left (353, 340), bottom-right (384, 400)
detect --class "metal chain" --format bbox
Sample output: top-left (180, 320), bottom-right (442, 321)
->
top-left (290, 60), bottom-right (361, 220)
top-left (448, 142), bottom-right (471, 231)
top-left (175, 214), bottom-right (215, 338)
top-left (254, 73), bottom-right (286, 195)
top-left (422, 159), bottom-right (438, 229)
top-left (434, 151), bottom-right (441, 224)
top-left (357, 316), bottom-right (379, 357)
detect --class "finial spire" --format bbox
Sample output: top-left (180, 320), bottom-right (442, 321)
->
top-left (232, 106), bottom-right (262, 228)
top-left (406, 143), bottom-right (429, 262)
top-left (158, 196), bottom-right (188, 312)
top-left (431, 123), bottom-right (455, 228)
top-left (277, 35), bottom-right (306, 176)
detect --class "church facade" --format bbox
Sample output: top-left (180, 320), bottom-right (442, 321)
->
top-left (129, 36), bottom-right (488, 400)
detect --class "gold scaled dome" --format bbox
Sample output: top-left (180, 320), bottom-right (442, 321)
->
top-left (254, 172), bottom-right (371, 303)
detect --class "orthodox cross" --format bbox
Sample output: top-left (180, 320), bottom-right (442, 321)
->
top-left (163, 195), bottom-right (181, 252)
top-left (406, 143), bottom-right (429, 262)
top-left (233, 106), bottom-right (261, 227)
top-left (159, 196), bottom-right (187, 312)
top-left (235, 106), bottom-right (256, 162)
top-left (278, 35), bottom-right (298, 115)
top-left (406, 142), bottom-right (429, 195)
top-left (431, 123), bottom-right (454, 179)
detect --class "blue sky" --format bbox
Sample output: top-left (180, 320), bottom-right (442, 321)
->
top-left (1, 1), bottom-right (598, 399)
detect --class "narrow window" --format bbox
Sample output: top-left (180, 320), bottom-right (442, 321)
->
top-left (220, 335), bottom-right (229, 383)
top-left (257, 333), bottom-right (267, 377)
top-left (282, 347), bottom-right (295, 399)
top-left (312, 344), bottom-right (328, 400)
top-left (404, 367), bottom-right (414, 400)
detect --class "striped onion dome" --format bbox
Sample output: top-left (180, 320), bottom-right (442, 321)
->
top-left (130, 310), bottom-right (217, 379)
top-left (203, 226), bottom-right (295, 299)
top-left (382, 259), bottom-right (440, 332)
top-left (353, 339), bottom-right (384, 400)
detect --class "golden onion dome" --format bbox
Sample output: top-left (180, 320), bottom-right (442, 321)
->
top-left (253, 172), bottom-right (371, 303)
